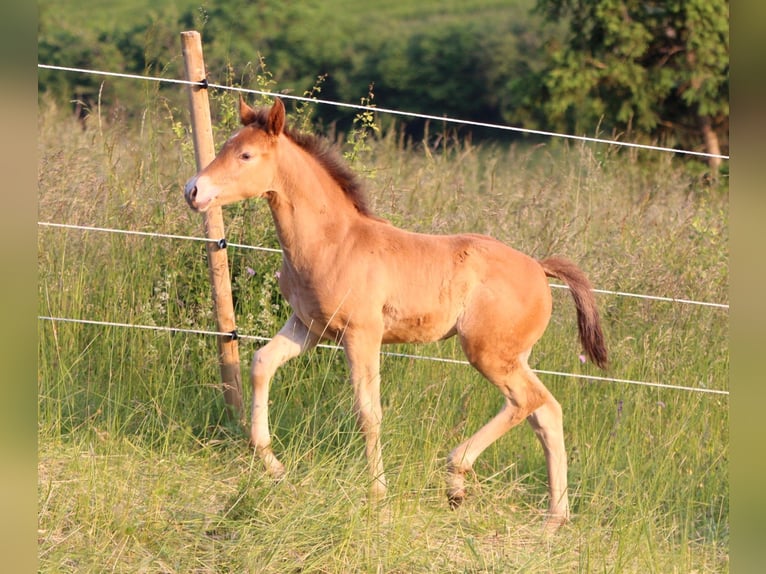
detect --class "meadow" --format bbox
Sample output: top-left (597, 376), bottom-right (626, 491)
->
top-left (37, 87), bottom-right (728, 572)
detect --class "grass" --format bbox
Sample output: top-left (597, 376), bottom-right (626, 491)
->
top-left (38, 0), bottom-right (202, 31)
top-left (37, 92), bottom-right (728, 572)
top-left (39, 0), bottom-right (533, 33)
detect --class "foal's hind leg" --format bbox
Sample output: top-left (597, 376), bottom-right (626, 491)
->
top-left (526, 393), bottom-right (569, 530)
top-left (446, 397), bottom-right (521, 507)
top-left (250, 313), bottom-right (319, 478)
top-left (447, 352), bottom-right (569, 528)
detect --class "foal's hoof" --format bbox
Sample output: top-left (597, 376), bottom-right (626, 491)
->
top-left (254, 445), bottom-right (286, 481)
top-left (446, 466), bottom-right (466, 509)
top-left (267, 463), bottom-right (286, 482)
top-left (447, 495), bottom-right (465, 510)
top-left (369, 480), bottom-right (387, 502)
top-left (542, 514), bottom-right (568, 534)
top-left (447, 490), bottom-right (465, 510)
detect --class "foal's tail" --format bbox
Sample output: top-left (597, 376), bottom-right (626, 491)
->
top-left (539, 257), bottom-right (608, 369)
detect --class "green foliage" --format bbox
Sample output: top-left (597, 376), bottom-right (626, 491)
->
top-left (37, 24), bottom-right (122, 106)
top-left (38, 0), bottom-right (728, 162)
top-left (372, 22), bottom-right (500, 120)
top-left (37, 1), bottom-right (548, 131)
top-left (535, 0), bottom-right (729, 155)
top-left (343, 84), bottom-right (380, 175)
top-left (38, 1), bottom-right (196, 124)
top-left (294, 73), bottom-right (329, 132)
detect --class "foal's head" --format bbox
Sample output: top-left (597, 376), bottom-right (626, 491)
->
top-left (184, 97), bottom-right (286, 212)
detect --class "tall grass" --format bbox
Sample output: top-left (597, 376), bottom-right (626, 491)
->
top-left (38, 94), bottom-right (728, 572)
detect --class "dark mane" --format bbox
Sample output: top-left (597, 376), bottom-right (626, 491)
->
top-left (248, 107), bottom-right (375, 218)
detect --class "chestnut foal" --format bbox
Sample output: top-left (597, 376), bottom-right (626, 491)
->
top-left (184, 98), bottom-right (607, 530)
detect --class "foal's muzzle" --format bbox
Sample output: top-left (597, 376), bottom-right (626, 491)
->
top-left (184, 176), bottom-right (199, 210)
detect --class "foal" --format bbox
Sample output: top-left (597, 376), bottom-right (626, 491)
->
top-left (184, 97), bottom-right (607, 529)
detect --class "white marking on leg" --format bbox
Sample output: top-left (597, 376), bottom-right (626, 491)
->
top-left (250, 314), bottom-right (318, 478)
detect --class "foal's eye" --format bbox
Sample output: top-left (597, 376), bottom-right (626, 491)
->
top-left (239, 151), bottom-right (252, 161)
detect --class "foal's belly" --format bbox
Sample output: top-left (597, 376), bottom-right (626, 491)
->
top-left (292, 303), bottom-right (457, 345)
top-left (381, 305), bottom-right (458, 344)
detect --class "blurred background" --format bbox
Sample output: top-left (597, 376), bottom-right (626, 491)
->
top-left (38, 0), bottom-right (728, 169)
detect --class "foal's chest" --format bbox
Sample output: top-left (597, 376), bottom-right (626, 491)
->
top-left (277, 267), bottom-right (359, 341)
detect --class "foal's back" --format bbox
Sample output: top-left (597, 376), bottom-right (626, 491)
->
top-left (348, 218), bottom-right (553, 349)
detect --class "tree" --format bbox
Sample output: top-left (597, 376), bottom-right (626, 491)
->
top-left (371, 22), bottom-right (508, 127)
top-left (536, 0), bottom-right (728, 170)
top-left (37, 24), bottom-right (125, 115)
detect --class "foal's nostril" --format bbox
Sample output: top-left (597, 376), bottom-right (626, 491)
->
top-left (184, 177), bottom-right (199, 208)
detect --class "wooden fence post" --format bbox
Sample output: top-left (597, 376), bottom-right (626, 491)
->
top-left (181, 30), bottom-right (244, 422)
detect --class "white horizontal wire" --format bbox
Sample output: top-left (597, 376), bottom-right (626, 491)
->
top-left (382, 350), bottom-right (729, 396)
top-left (38, 315), bottom-right (225, 339)
top-left (37, 63), bottom-right (729, 161)
top-left (37, 221), bottom-right (283, 253)
top-left (37, 315), bottom-right (728, 396)
top-left (37, 64), bottom-right (197, 88)
top-left (38, 220), bottom-right (730, 309)
top-left (38, 221), bottom-right (214, 245)
top-left (549, 283), bottom-right (728, 310)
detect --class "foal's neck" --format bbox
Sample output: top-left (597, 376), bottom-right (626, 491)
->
top-left (267, 141), bottom-right (362, 268)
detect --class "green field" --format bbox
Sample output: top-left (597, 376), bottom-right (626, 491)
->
top-left (38, 0), bottom-right (528, 30)
top-left (37, 80), bottom-right (728, 572)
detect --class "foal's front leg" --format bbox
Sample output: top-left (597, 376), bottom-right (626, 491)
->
top-left (250, 314), bottom-right (318, 478)
top-left (343, 331), bottom-right (387, 500)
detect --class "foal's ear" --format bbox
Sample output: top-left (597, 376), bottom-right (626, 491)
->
top-left (239, 95), bottom-right (257, 126)
top-left (267, 98), bottom-right (286, 135)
